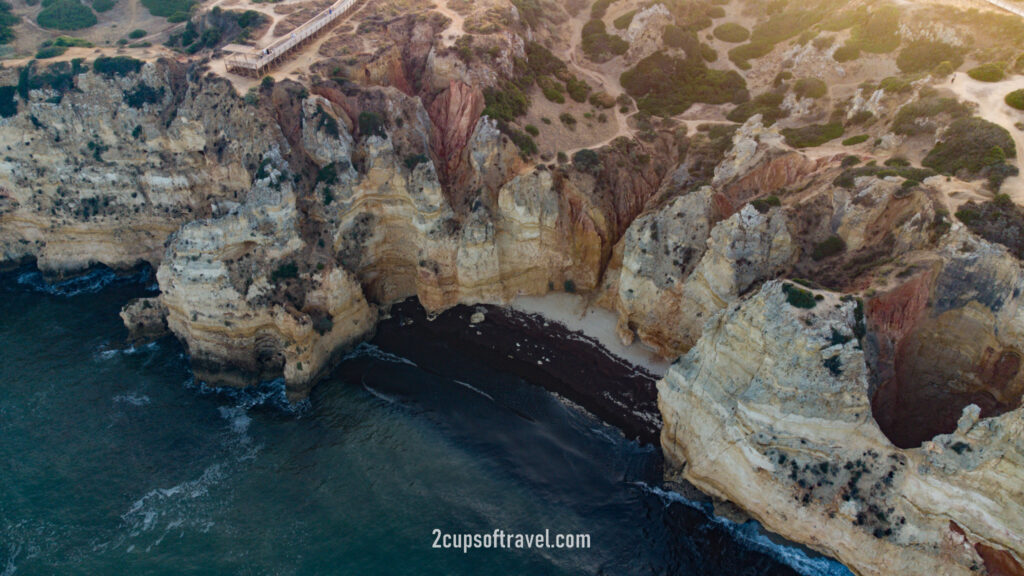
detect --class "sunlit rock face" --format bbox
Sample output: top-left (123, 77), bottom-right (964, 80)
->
top-left (659, 281), bottom-right (1024, 576)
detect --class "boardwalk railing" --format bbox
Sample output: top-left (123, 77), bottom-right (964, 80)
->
top-left (225, 0), bottom-right (359, 77)
top-left (984, 0), bottom-right (1024, 18)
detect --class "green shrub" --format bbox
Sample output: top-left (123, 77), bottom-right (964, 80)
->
top-left (968, 63), bottom-right (1005, 83)
top-left (358, 111), bottom-right (386, 138)
top-left (663, 24), bottom-right (687, 48)
top-left (93, 56), bottom-right (143, 77)
top-left (122, 83), bottom-right (163, 108)
top-left (812, 235), bottom-right (846, 260)
top-left (841, 155), bottom-right (860, 168)
top-left (621, 50), bottom-right (746, 117)
top-left (524, 124), bottom-right (539, 136)
top-left (128, 28), bottom-right (147, 39)
top-left (781, 122), bottom-right (844, 148)
top-left (728, 41), bottom-right (772, 70)
top-left (271, 262), bottom-right (298, 282)
top-left (613, 9), bottom-right (635, 30)
top-left (884, 157), bottom-right (910, 167)
top-left (538, 76), bottom-right (565, 103)
top-left (581, 19), bottom-right (629, 61)
top-left (590, 0), bottom-right (618, 20)
top-left (923, 117), bottom-right (1015, 177)
top-left (92, 0), bottom-right (115, 12)
top-left (700, 43), bottom-right (717, 62)
top-left (1007, 89), bottom-right (1024, 111)
top-left (0, 85), bottom-right (16, 118)
top-left (559, 112), bottom-right (576, 127)
top-left (141, 0), bottom-right (197, 19)
top-left (37, 0), bottom-right (97, 31)
top-left (260, 75), bottom-right (275, 88)
top-left (783, 283), bottom-right (817, 309)
top-left (793, 77), bottom-right (827, 99)
top-left (832, 45), bottom-right (859, 63)
top-left (842, 134), bottom-right (869, 146)
top-left (36, 45), bottom-right (68, 59)
top-left (896, 40), bottom-right (964, 74)
top-left (713, 22), bottom-right (749, 43)
top-left (726, 89), bottom-right (787, 125)
top-left (0, 1), bottom-right (19, 46)
top-left (403, 154), bottom-right (429, 170)
top-left (751, 195), bottom-right (781, 213)
top-left (878, 76), bottom-right (911, 94)
top-left (483, 84), bottom-right (528, 122)
top-left (565, 76), bottom-right (590, 103)
top-left (573, 148), bottom-right (601, 173)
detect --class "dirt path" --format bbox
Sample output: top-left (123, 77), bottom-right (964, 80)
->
top-left (432, 0), bottom-right (465, 49)
top-left (945, 74), bottom-right (1024, 203)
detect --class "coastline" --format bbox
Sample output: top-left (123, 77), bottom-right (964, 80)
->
top-left (372, 297), bottom-right (664, 445)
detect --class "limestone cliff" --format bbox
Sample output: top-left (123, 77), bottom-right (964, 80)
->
top-left (659, 280), bottom-right (1024, 576)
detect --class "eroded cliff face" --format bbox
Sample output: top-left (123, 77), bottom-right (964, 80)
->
top-left (868, 229), bottom-right (1024, 448)
top-left (659, 280), bottom-right (1024, 576)
top-left (0, 60), bottom-right (282, 274)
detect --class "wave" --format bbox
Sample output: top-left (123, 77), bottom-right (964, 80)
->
top-left (341, 342), bottom-right (417, 367)
top-left (113, 393), bottom-right (152, 407)
top-left (14, 265), bottom-right (153, 297)
top-left (95, 341), bottom-right (160, 361)
top-left (634, 483), bottom-right (853, 576)
top-left (452, 379), bottom-right (495, 402)
top-left (184, 378), bottom-right (309, 415)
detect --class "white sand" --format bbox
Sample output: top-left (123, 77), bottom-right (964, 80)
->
top-left (510, 294), bottom-right (672, 377)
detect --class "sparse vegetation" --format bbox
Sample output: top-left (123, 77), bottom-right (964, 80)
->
top-left (892, 96), bottom-right (970, 136)
top-left (727, 89), bottom-right (786, 125)
top-left (123, 83), bottom-right (164, 108)
top-left (358, 111), bottom-right (387, 138)
top-left (813, 235), bottom-right (846, 260)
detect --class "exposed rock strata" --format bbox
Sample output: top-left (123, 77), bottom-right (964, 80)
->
top-left (659, 281), bottom-right (1024, 576)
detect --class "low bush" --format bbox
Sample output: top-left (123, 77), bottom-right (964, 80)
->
top-left (842, 134), bottom-right (869, 146)
top-left (581, 19), bottom-right (629, 61)
top-left (613, 9), bottom-right (635, 30)
top-left (968, 63), bottom-right (1005, 82)
top-left (141, 0), bottom-right (196, 19)
top-left (621, 50), bottom-right (746, 116)
top-left (0, 85), bottom-right (16, 118)
top-left (783, 283), bottom-right (817, 309)
top-left (482, 85), bottom-right (528, 122)
top-left (812, 235), bottom-right (846, 260)
top-left (781, 122), bottom-right (843, 148)
top-left (37, 0), bottom-right (97, 30)
top-left (726, 89), bottom-right (786, 125)
top-left (128, 28), bottom-right (147, 39)
top-left (358, 111), bottom-right (387, 138)
top-left (93, 56), bottom-right (143, 77)
top-left (713, 22), bottom-right (749, 43)
top-left (832, 45), bottom-right (859, 63)
top-left (896, 40), bottom-right (964, 74)
top-left (0, 1), bottom-right (18, 45)
top-left (923, 116), bottom-right (1015, 177)
top-left (92, 0), bottom-right (115, 12)
top-left (1007, 89), bottom-right (1024, 111)
top-left (793, 77), bottom-right (827, 99)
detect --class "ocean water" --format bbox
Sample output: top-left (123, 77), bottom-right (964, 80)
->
top-left (0, 268), bottom-right (852, 576)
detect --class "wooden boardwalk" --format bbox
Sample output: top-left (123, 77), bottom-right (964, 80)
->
top-left (984, 0), bottom-right (1024, 18)
top-left (225, 0), bottom-right (359, 77)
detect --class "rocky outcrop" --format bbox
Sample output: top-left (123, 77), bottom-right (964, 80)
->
top-left (157, 148), bottom-right (376, 398)
top-left (0, 59), bottom-right (281, 274)
top-left (659, 280), bottom-right (1024, 576)
top-left (120, 297), bottom-right (169, 342)
top-left (427, 80), bottom-right (485, 205)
